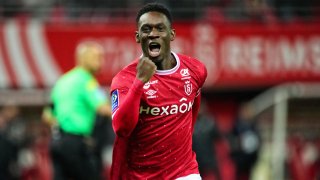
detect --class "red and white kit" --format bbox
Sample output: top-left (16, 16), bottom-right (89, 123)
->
top-left (110, 52), bottom-right (207, 179)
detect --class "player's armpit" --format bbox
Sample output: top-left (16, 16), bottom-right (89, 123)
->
top-left (111, 78), bottom-right (144, 137)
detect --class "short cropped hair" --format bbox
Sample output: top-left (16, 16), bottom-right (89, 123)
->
top-left (136, 3), bottom-right (172, 26)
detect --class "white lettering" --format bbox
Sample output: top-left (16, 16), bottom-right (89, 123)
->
top-left (247, 37), bottom-right (263, 75)
top-left (222, 37), bottom-right (243, 72)
top-left (150, 107), bottom-right (160, 115)
top-left (179, 103), bottom-right (188, 113)
top-left (170, 105), bottom-right (178, 114)
top-left (160, 106), bottom-right (169, 115)
top-left (221, 35), bottom-right (320, 75)
top-left (140, 106), bottom-right (150, 114)
top-left (140, 101), bottom-right (194, 116)
top-left (278, 37), bottom-right (306, 70)
top-left (188, 101), bottom-right (194, 111)
top-left (193, 24), bottom-right (217, 84)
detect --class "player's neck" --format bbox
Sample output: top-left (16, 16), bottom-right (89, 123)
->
top-left (155, 53), bottom-right (176, 70)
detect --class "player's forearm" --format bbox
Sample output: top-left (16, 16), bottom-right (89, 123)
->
top-left (112, 78), bottom-right (144, 137)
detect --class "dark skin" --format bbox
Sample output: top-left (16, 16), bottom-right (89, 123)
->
top-left (135, 11), bottom-right (176, 83)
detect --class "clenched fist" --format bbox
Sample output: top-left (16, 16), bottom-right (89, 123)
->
top-left (136, 57), bottom-right (157, 83)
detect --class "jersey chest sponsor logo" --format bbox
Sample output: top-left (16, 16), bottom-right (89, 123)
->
top-left (139, 97), bottom-right (193, 116)
top-left (180, 68), bottom-right (190, 79)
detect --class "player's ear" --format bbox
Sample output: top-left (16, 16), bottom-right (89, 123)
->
top-left (135, 31), bottom-right (140, 43)
top-left (170, 29), bottom-right (176, 41)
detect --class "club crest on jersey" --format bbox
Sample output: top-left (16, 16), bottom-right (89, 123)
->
top-left (184, 81), bottom-right (192, 96)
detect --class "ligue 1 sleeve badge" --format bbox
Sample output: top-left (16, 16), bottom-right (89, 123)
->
top-left (111, 89), bottom-right (119, 113)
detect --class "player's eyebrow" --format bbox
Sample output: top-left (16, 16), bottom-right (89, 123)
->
top-left (140, 22), bottom-right (166, 29)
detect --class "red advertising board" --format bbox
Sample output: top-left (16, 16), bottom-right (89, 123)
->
top-left (0, 20), bottom-right (319, 89)
top-left (46, 22), bottom-right (320, 88)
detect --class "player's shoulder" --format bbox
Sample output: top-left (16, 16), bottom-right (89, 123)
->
top-left (111, 59), bottom-right (138, 90)
top-left (175, 52), bottom-right (207, 86)
top-left (175, 53), bottom-right (206, 74)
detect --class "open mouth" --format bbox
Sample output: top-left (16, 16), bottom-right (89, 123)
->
top-left (148, 42), bottom-right (161, 57)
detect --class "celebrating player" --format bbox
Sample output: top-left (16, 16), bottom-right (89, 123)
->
top-left (110, 3), bottom-right (207, 179)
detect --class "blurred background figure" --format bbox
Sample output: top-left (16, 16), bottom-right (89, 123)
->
top-left (49, 41), bottom-right (111, 180)
top-left (227, 103), bottom-right (261, 180)
top-left (91, 114), bottom-right (114, 180)
top-left (193, 99), bottom-right (222, 180)
top-left (0, 0), bottom-right (22, 18)
top-left (0, 104), bottom-right (23, 180)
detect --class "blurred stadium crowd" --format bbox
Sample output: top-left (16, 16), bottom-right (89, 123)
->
top-left (0, 0), bottom-right (319, 22)
top-left (0, 1), bottom-right (320, 180)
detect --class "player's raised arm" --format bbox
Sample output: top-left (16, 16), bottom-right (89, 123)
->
top-left (111, 57), bottom-right (156, 138)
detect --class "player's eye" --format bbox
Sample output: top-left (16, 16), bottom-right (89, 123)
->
top-left (141, 26), bottom-right (151, 33)
top-left (157, 25), bottom-right (165, 32)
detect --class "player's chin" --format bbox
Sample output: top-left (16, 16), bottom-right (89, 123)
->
top-left (149, 55), bottom-right (162, 63)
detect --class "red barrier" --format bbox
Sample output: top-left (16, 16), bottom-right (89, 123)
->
top-left (1, 21), bottom-right (319, 89)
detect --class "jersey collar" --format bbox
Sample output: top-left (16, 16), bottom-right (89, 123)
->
top-left (155, 52), bottom-right (180, 75)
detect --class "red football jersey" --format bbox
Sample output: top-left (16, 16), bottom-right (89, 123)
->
top-left (110, 52), bottom-right (207, 179)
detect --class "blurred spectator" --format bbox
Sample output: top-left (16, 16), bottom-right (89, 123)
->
top-left (270, 0), bottom-right (313, 22)
top-left (287, 136), bottom-right (320, 180)
top-left (21, 0), bottom-right (55, 19)
top-left (169, 0), bottom-right (205, 20)
top-left (42, 105), bottom-right (114, 180)
top-left (0, 0), bottom-right (319, 22)
top-left (0, 104), bottom-right (27, 179)
top-left (0, 0), bottom-right (22, 17)
top-left (193, 99), bottom-right (222, 180)
top-left (227, 102), bottom-right (261, 180)
top-left (62, 0), bottom-right (127, 20)
top-left (19, 120), bottom-right (52, 180)
top-left (223, 0), bottom-right (276, 23)
top-left (91, 114), bottom-right (114, 180)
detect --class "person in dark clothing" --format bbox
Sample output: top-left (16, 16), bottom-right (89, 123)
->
top-left (192, 100), bottom-right (222, 180)
top-left (228, 103), bottom-right (261, 180)
top-left (0, 104), bottom-right (26, 180)
top-left (0, 131), bottom-right (17, 179)
top-left (91, 114), bottom-right (114, 180)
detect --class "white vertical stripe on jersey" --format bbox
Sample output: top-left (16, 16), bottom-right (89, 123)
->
top-left (26, 20), bottom-right (61, 87)
top-left (0, 44), bottom-right (9, 88)
top-left (4, 20), bottom-right (35, 88)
